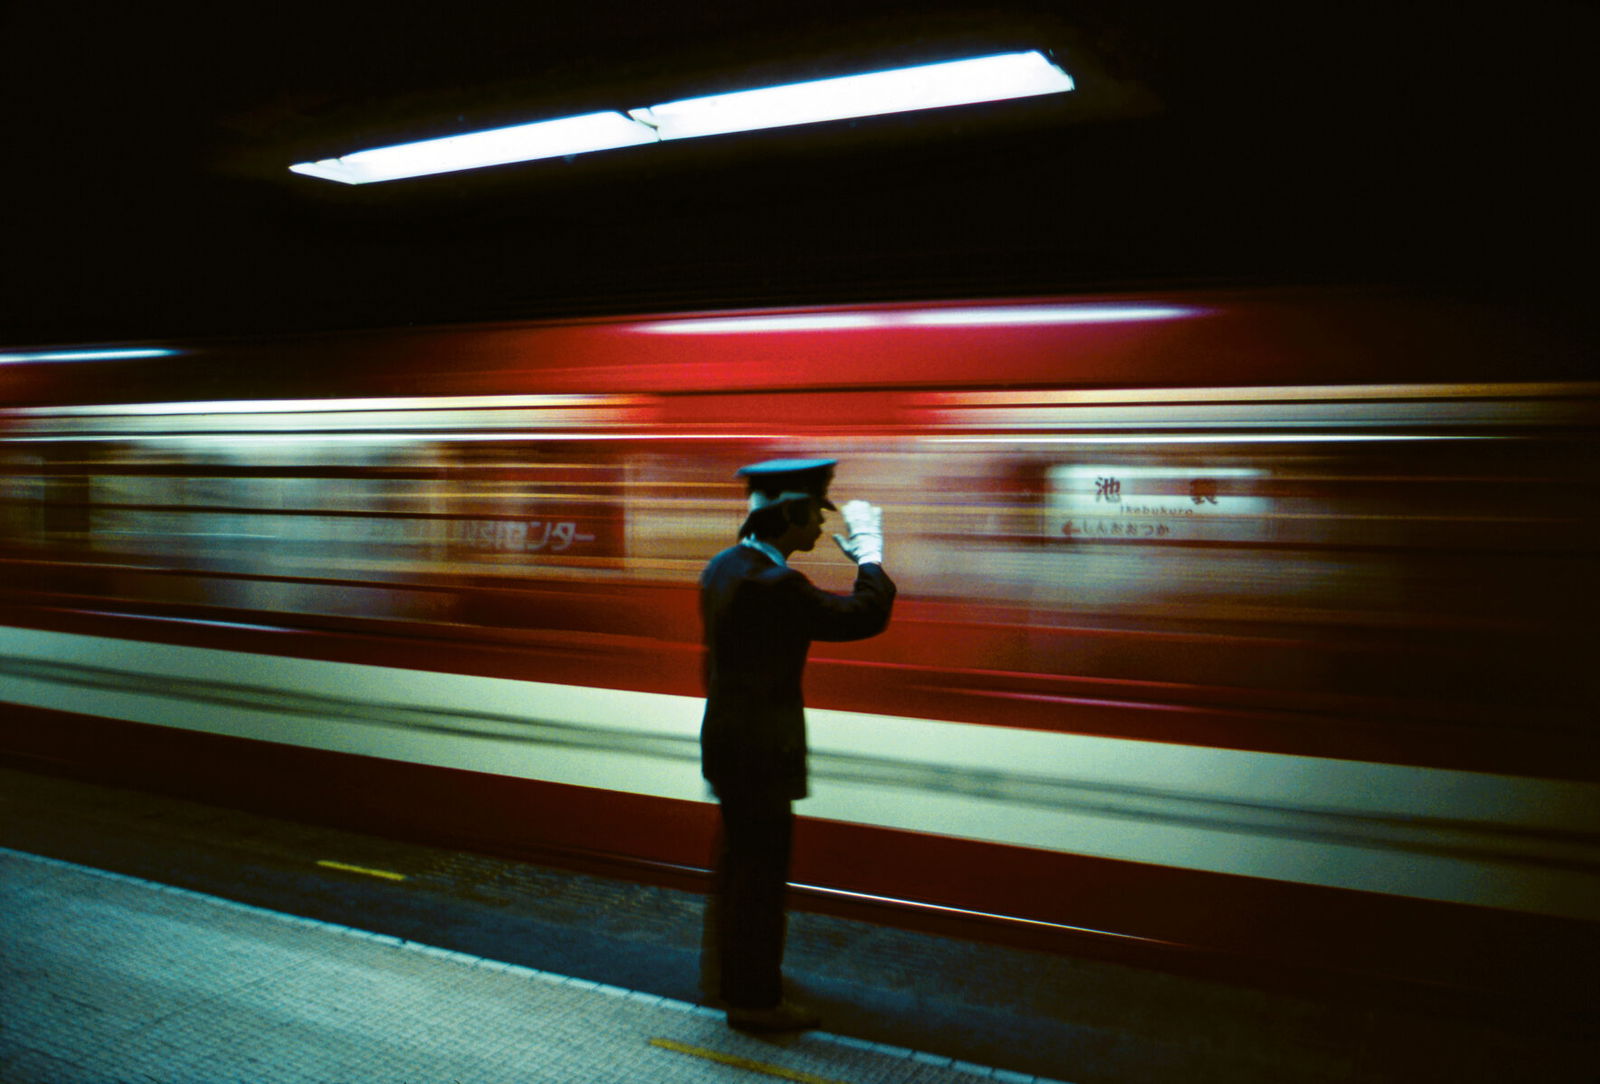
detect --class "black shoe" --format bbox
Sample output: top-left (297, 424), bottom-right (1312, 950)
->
top-left (726, 999), bottom-right (821, 1032)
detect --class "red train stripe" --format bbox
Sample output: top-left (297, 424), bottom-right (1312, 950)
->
top-left (1, 701), bottom-right (1590, 1000)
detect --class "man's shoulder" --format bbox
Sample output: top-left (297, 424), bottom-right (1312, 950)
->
top-left (703, 545), bottom-right (744, 570)
top-left (702, 545), bottom-right (803, 589)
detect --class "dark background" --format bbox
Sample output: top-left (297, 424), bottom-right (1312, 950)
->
top-left (2, 1), bottom-right (1593, 346)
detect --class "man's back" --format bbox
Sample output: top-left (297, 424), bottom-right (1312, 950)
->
top-left (699, 543), bottom-right (894, 800)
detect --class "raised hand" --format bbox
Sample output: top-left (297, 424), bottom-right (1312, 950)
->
top-left (832, 499), bottom-right (884, 565)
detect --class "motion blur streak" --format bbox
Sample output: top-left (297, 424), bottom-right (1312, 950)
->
top-left (929, 434), bottom-right (1491, 443)
top-left (636, 304), bottom-right (1196, 333)
top-left (1, 291), bottom-right (1594, 991)
top-left (0, 348), bottom-right (179, 363)
top-left (13, 394), bottom-right (647, 416)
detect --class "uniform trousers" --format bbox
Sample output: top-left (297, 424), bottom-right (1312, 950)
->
top-left (703, 789), bottom-right (793, 1009)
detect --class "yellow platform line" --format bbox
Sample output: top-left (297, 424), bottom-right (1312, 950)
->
top-left (650, 1038), bottom-right (851, 1084)
top-left (315, 859), bottom-right (407, 882)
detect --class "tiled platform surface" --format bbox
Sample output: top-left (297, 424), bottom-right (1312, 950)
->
top-left (0, 846), bottom-right (1062, 1084)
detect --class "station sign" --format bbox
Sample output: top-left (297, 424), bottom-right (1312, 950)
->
top-left (1047, 465), bottom-right (1270, 544)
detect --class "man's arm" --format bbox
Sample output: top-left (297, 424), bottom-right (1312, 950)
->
top-left (793, 561), bottom-right (895, 642)
top-left (799, 497), bottom-right (895, 641)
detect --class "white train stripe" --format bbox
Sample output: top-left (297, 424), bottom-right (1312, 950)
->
top-left (2, 624), bottom-right (1596, 920)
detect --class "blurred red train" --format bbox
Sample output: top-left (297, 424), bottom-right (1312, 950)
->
top-left (2, 287), bottom-right (1595, 997)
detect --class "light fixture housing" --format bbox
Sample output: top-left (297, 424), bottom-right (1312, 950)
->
top-left (289, 51), bottom-right (1074, 185)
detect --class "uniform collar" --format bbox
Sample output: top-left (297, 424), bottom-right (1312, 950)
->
top-left (739, 536), bottom-right (787, 568)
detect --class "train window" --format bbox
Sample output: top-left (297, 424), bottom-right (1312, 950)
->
top-left (1024, 437), bottom-right (1597, 629)
top-left (435, 441), bottom-right (627, 570)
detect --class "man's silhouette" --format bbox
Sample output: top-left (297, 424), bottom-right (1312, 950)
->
top-left (699, 458), bottom-right (895, 1031)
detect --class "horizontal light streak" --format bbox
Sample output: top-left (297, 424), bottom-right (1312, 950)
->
top-left (5, 393), bottom-right (643, 417)
top-left (93, 612), bottom-right (309, 635)
top-left (0, 431), bottom-right (1505, 447)
top-left (644, 315), bottom-right (884, 333)
top-left (929, 404), bottom-right (1585, 432)
top-left (907, 304), bottom-right (1194, 326)
top-left (917, 381), bottom-right (1600, 407)
top-left (0, 432), bottom-right (782, 444)
top-left (291, 52), bottom-right (1072, 184)
top-left (3, 396), bottom-right (656, 442)
top-left (930, 434), bottom-right (1501, 444)
top-left (636, 304), bottom-right (1197, 333)
top-left (2, 389), bottom-right (1554, 448)
top-left (9, 383), bottom-right (1583, 424)
top-left (1052, 465), bottom-right (1266, 479)
top-left (0, 348), bottom-right (178, 364)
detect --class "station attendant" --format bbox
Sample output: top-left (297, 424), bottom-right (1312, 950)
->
top-left (699, 458), bottom-right (896, 1031)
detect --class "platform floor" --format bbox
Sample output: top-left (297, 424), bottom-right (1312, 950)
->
top-left (2, 846), bottom-right (1058, 1084)
top-left (2, 765), bottom-right (1595, 1084)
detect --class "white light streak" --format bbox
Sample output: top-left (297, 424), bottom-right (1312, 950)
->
top-left (0, 432), bottom-right (782, 445)
top-left (0, 348), bottom-right (178, 363)
top-left (641, 315), bottom-right (884, 334)
top-left (7, 394), bottom-right (642, 417)
top-left (906, 305), bottom-right (1196, 326)
top-left (637, 304), bottom-right (1196, 334)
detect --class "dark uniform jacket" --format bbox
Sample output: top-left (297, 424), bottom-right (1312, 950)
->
top-left (700, 544), bottom-right (896, 801)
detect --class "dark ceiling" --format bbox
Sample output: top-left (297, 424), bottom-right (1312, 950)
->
top-left (2, 1), bottom-right (1594, 347)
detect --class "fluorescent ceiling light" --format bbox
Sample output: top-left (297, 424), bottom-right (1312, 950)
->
top-left (0, 348), bottom-right (178, 363)
top-left (630, 52), bottom-right (1074, 140)
top-left (290, 51), bottom-right (1073, 184)
top-left (289, 111), bottom-right (658, 185)
top-left (637, 305), bottom-right (1194, 334)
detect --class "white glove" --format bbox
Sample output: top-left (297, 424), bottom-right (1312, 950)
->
top-left (832, 499), bottom-right (884, 565)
